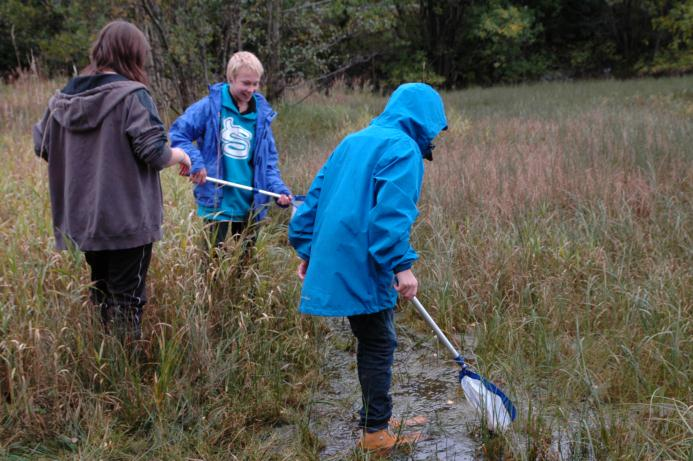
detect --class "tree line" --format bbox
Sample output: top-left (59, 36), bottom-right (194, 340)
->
top-left (1, 0), bottom-right (691, 111)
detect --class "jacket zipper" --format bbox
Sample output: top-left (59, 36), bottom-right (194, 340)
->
top-left (214, 110), bottom-right (221, 208)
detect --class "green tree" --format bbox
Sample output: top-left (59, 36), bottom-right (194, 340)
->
top-left (39, 1), bottom-right (129, 75)
top-left (138, 0), bottom-right (237, 111)
top-left (650, 0), bottom-right (693, 73)
top-left (1, 0), bottom-right (690, 94)
top-left (467, 1), bottom-right (546, 83)
top-left (0, 0), bottom-right (62, 75)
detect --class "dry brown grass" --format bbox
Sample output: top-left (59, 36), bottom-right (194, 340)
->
top-left (1, 75), bottom-right (691, 459)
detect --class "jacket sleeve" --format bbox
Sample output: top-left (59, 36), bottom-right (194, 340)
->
top-left (263, 124), bottom-right (291, 197)
top-left (288, 159), bottom-right (328, 261)
top-left (169, 98), bottom-right (208, 174)
top-left (125, 89), bottom-right (172, 170)
top-left (367, 143), bottom-right (423, 273)
top-left (32, 108), bottom-right (51, 161)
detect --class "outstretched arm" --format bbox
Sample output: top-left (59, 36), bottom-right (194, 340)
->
top-left (169, 97), bottom-right (208, 176)
top-left (263, 124), bottom-right (292, 204)
top-left (125, 89), bottom-right (183, 170)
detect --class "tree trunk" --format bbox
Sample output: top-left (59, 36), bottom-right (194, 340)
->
top-left (266, 0), bottom-right (283, 101)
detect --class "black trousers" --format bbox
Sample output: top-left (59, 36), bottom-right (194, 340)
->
top-left (205, 220), bottom-right (249, 248)
top-left (204, 220), bottom-right (257, 256)
top-left (84, 243), bottom-right (152, 341)
top-left (84, 243), bottom-right (153, 339)
top-left (84, 243), bottom-right (153, 309)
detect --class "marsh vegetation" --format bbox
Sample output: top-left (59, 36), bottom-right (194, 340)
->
top-left (1, 75), bottom-right (691, 459)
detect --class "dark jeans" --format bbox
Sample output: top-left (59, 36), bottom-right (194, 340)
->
top-left (348, 308), bottom-right (397, 432)
top-left (84, 243), bottom-right (152, 338)
top-left (204, 220), bottom-right (256, 254)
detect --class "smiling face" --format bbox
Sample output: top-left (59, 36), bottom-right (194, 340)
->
top-left (229, 67), bottom-right (260, 108)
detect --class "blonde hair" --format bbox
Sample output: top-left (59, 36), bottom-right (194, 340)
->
top-left (226, 51), bottom-right (264, 81)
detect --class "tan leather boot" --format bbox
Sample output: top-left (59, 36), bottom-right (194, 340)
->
top-left (356, 429), bottom-right (422, 457)
top-left (389, 415), bottom-right (429, 429)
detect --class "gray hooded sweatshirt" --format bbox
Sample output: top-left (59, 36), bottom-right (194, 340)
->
top-left (33, 74), bottom-right (172, 251)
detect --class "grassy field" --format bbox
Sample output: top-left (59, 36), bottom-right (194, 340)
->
top-left (1, 75), bottom-right (691, 460)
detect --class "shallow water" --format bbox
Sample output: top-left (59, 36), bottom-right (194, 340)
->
top-left (309, 315), bottom-right (480, 460)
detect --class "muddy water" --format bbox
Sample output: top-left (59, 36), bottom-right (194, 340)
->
top-left (309, 316), bottom-right (480, 460)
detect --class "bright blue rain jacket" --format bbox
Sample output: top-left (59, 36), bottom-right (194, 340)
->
top-left (289, 83), bottom-right (447, 316)
top-left (169, 84), bottom-right (291, 221)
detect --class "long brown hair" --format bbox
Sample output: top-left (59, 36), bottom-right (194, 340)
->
top-left (83, 21), bottom-right (150, 85)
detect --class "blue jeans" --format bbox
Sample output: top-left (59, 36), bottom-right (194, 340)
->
top-left (348, 308), bottom-right (397, 432)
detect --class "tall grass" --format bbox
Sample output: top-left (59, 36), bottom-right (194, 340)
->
top-left (418, 79), bottom-right (693, 460)
top-left (1, 75), bottom-right (691, 459)
top-left (0, 76), bottom-right (323, 460)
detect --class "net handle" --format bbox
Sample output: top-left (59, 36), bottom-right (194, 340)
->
top-left (411, 296), bottom-right (461, 361)
top-left (206, 176), bottom-right (282, 199)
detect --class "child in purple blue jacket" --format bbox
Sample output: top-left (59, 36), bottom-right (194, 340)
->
top-left (170, 52), bottom-right (292, 252)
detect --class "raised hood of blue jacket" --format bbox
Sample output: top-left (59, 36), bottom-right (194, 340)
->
top-left (371, 83), bottom-right (448, 154)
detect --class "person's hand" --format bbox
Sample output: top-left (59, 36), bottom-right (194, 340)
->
top-left (173, 148), bottom-right (191, 176)
top-left (394, 269), bottom-right (417, 300)
top-left (297, 259), bottom-right (308, 281)
top-left (166, 147), bottom-right (191, 170)
top-left (191, 167), bottom-right (207, 184)
top-left (277, 194), bottom-right (292, 206)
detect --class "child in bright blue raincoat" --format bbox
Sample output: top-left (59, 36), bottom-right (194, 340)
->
top-left (289, 83), bottom-right (447, 454)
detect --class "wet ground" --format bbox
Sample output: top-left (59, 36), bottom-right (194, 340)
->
top-left (308, 315), bottom-right (481, 460)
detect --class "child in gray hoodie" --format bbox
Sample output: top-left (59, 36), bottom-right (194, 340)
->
top-left (33, 21), bottom-right (190, 342)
